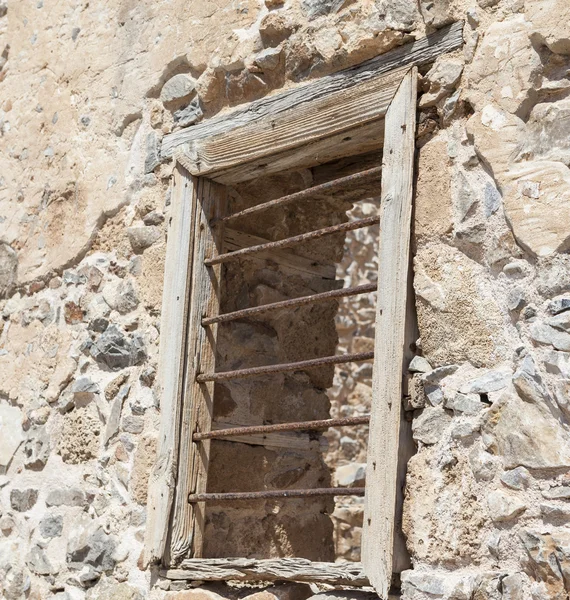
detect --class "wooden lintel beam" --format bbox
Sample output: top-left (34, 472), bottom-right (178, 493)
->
top-left (162, 22), bottom-right (463, 159)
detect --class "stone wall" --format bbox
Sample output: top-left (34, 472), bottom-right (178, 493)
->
top-left (1, 0), bottom-right (570, 599)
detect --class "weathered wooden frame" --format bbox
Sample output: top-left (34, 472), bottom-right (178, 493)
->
top-left (145, 22), bottom-right (463, 596)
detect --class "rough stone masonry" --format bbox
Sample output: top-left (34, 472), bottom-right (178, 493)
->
top-left (0, 0), bottom-right (570, 599)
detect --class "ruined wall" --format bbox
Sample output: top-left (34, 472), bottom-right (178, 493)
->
top-left (1, 0), bottom-right (570, 599)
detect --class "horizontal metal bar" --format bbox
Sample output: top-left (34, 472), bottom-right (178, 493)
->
top-left (222, 166), bottom-right (382, 223)
top-left (188, 487), bottom-right (365, 503)
top-left (196, 350), bottom-right (374, 382)
top-left (193, 416), bottom-right (370, 441)
top-left (204, 216), bottom-right (379, 266)
top-left (202, 283), bottom-right (377, 326)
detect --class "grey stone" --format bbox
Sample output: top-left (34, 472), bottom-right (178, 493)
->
top-left (90, 326), bottom-right (146, 371)
top-left (144, 132), bottom-right (161, 174)
top-left (72, 377), bottom-right (99, 407)
top-left (547, 312), bottom-right (570, 332)
top-left (487, 531), bottom-right (501, 560)
top-left (0, 242), bottom-right (18, 298)
top-left (503, 262), bottom-right (525, 278)
top-left (39, 514), bottom-right (63, 538)
top-left (88, 317), bottom-right (109, 333)
top-left (424, 383), bottom-right (444, 406)
top-left (549, 297), bottom-right (570, 315)
top-left (10, 488), bottom-right (39, 512)
top-left (423, 364), bottom-right (458, 383)
top-left (121, 415), bottom-right (143, 434)
top-left (63, 269), bottom-right (86, 285)
top-left (544, 350), bottom-right (570, 377)
top-left (519, 529), bottom-right (570, 591)
top-left (459, 369), bottom-right (511, 394)
top-left (129, 255), bottom-right (143, 276)
top-left (451, 421), bottom-right (480, 440)
top-left (542, 486), bottom-right (570, 500)
top-left (173, 98), bottom-right (204, 127)
top-left (401, 570), bottom-right (446, 596)
top-left (501, 573), bottom-right (525, 600)
top-left (408, 355), bottom-right (432, 373)
top-left (46, 487), bottom-right (89, 507)
top-left (540, 503), bottom-right (570, 519)
top-left (139, 367), bottom-right (156, 387)
top-left (512, 356), bottom-right (552, 406)
top-left (105, 384), bottom-right (130, 445)
top-left (412, 407), bottom-right (452, 445)
top-left (376, 0), bottom-right (420, 31)
top-left (0, 403), bottom-right (24, 467)
top-left (454, 172), bottom-right (478, 222)
top-left (484, 182), bottom-right (501, 217)
top-left (67, 526), bottom-right (117, 573)
top-left (253, 47), bottom-right (282, 71)
top-left (27, 546), bottom-right (53, 575)
top-left (142, 210), bottom-right (164, 226)
top-left (445, 392), bottom-right (486, 415)
top-left (127, 226), bottom-right (162, 253)
top-left (487, 489), bottom-right (527, 522)
top-left (530, 322), bottom-right (570, 351)
top-left (522, 305), bottom-right (537, 320)
top-left (500, 467), bottom-right (531, 491)
top-left (469, 447), bottom-right (497, 481)
top-left (78, 565), bottom-right (101, 587)
top-left (301, 0), bottom-right (346, 18)
top-left (441, 89), bottom-right (460, 125)
top-left (102, 278), bottom-right (139, 315)
top-left (23, 425), bottom-right (50, 470)
top-left (160, 73), bottom-right (196, 104)
top-left (419, 0), bottom-right (453, 28)
top-left (507, 288), bottom-right (526, 312)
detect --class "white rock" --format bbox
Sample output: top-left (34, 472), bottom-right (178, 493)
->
top-left (408, 355), bottom-right (432, 373)
top-left (547, 312), bottom-right (570, 332)
top-left (469, 447), bottom-right (497, 482)
top-left (335, 463), bottom-right (366, 487)
top-left (530, 322), bottom-right (570, 352)
top-left (0, 403), bottom-right (24, 467)
top-left (501, 467), bottom-right (531, 491)
top-left (160, 73), bottom-right (197, 104)
top-left (542, 486), bottom-right (570, 500)
top-left (102, 278), bottom-right (139, 315)
top-left (412, 407), bottom-right (452, 445)
top-left (445, 392), bottom-right (486, 415)
top-left (459, 368), bottom-right (511, 394)
top-left (487, 490), bottom-right (527, 522)
top-left (483, 393), bottom-right (570, 469)
top-left (527, 0), bottom-right (570, 55)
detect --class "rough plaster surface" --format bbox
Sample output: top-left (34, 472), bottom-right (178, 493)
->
top-left (0, 0), bottom-right (569, 599)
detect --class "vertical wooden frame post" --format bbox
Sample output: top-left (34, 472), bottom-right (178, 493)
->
top-left (362, 67), bottom-right (417, 596)
top-left (170, 177), bottom-right (227, 561)
top-left (145, 165), bottom-right (198, 566)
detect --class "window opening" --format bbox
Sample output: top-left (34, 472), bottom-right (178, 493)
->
top-left (189, 151), bottom-right (382, 565)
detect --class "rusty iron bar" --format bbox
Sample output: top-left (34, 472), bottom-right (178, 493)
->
top-left (193, 415), bottom-right (371, 441)
top-left (204, 216), bottom-right (380, 267)
top-left (188, 487), bottom-right (366, 503)
top-left (202, 283), bottom-right (377, 326)
top-left (196, 350), bottom-right (374, 383)
top-left (222, 166), bottom-right (382, 224)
